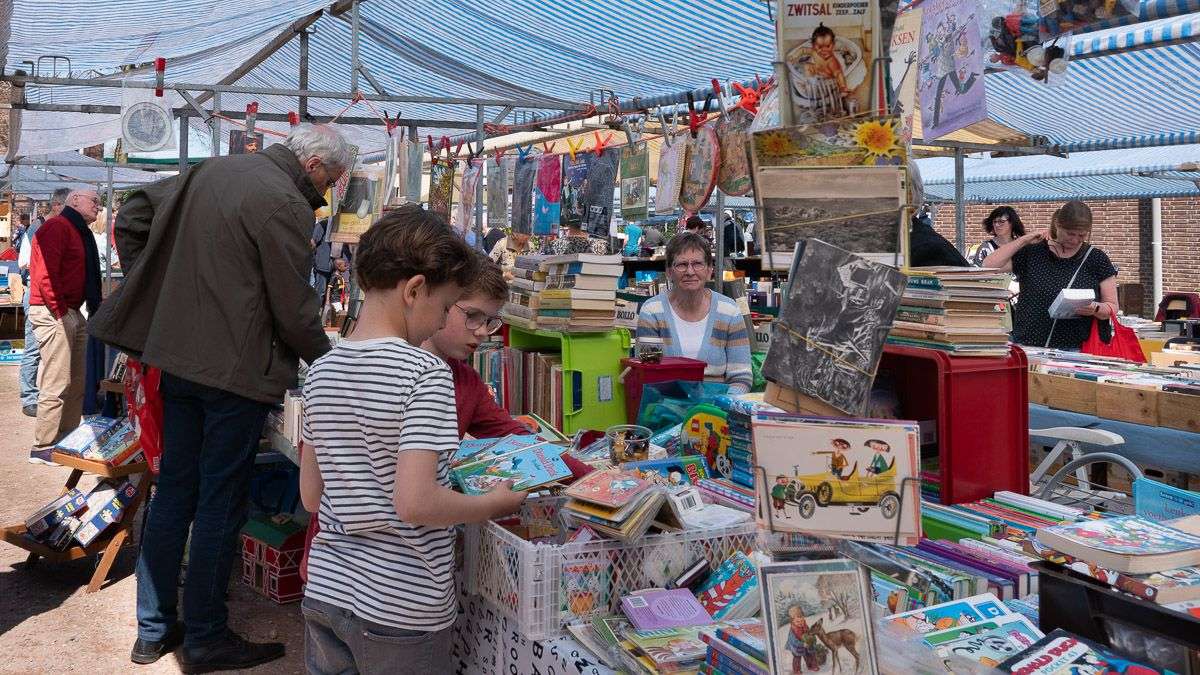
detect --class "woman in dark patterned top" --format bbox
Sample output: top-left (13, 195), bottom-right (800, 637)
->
top-left (543, 223), bottom-right (609, 255)
top-left (983, 201), bottom-right (1118, 349)
top-left (969, 205), bottom-right (1025, 267)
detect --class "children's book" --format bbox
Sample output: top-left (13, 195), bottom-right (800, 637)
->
top-left (1035, 515), bottom-right (1200, 574)
top-left (564, 468), bottom-right (651, 509)
top-left (1132, 477), bottom-right (1200, 521)
top-left (620, 588), bottom-right (712, 631)
top-left (699, 631), bottom-right (770, 675)
top-left (561, 559), bottom-right (611, 622)
top-left (923, 615), bottom-right (1044, 669)
top-left (450, 442), bottom-right (570, 495)
top-left (621, 626), bottom-right (708, 669)
top-left (54, 416), bottom-right (123, 456)
top-left (713, 618), bottom-right (767, 663)
top-left (623, 455), bottom-right (710, 486)
top-left (452, 434), bottom-right (541, 466)
top-left (1024, 537), bottom-right (1200, 604)
top-left (997, 629), bottom-right (1174, 674)
top-left (884, 593), bottom-right (1011, 634)
top-left (694, 552), bottom-right (762, 621)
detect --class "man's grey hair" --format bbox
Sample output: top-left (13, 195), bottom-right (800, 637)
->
top-left (50, 187), bottom-right (70, 206)
top-left (284, 124), bottom-right (353, 171)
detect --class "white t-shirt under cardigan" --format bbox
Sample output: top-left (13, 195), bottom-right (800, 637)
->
top-left (302, 337), bottom-right (461, 632)
top-left (636, 289), bottom-right (753, 394)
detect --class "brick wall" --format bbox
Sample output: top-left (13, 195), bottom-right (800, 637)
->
top-left (933, 198), bottom-right (1200, 316)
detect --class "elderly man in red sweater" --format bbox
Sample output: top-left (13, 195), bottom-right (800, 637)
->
top-left (28, 189), bottom-right (103, 464)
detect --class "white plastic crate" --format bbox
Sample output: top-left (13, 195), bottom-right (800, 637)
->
top-left (463, 498), bottom-right (758, 639)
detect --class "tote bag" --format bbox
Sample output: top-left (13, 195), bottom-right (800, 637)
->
top-left (1081, 318), bottom-right (1146, 363)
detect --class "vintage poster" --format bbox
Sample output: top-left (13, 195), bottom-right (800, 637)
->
top-left (917, 0), bottom-right (987, 140)
top-left (759, 559), bottom-right (878, 675)
top-left (404, 138), bottom-right (423, 202)
top-left (534, 153), bottom-right (563, 235)
top-left (486, 157), bottom-right (509, 230)
top-left (456, 159), bottom-right (481, 241)
top-left (654, 136), bottom-right (687, 215)
top-left (762, 239), bottom-right (908, 415)
top-left (678, 126), bottom-right (720, 213)
top-left (888, 6), bottom-right (923, 144)
top-left (619, 142), bottom-right (649, 222)
top-left (228, 129), bottom-right (263, 154)
top-left (753, 115), bottom-right (906, 168)
top-left (754, 166), bottom-right (905, 259)
top-left (579, 147), bottom-right (620, 239)
top-left (331, 167), bottom-right (384, 244)
top-left (715, 107), bottom-right (755, 196)
top-left (429, 160), bottom-right (455, 224)
top-left (753, 413), bottom-right (921, 544)
top-left (776, 0), bottom-right (878, 124)
top-left (511, 155), bottom-right (537, 235)
top-left (560, 152), bottom-right (589, 230)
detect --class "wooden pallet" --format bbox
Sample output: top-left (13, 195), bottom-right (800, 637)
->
top-left (0, 454), bottom-right (149, 593)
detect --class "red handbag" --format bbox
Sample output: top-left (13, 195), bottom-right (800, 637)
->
top-left (124, 359), bottom-right (164, 473)
top-left (1081, 318), bottom-right (1146, 363)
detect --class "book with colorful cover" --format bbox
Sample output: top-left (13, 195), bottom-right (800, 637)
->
top-left (997, 629), bottom-right (1173, 674)
top-left (84, 418), bottom-right (141, 465)
top-left (713, 619), bottom-right (767, 663)
top-left (1036, 515), bottom-right (1200, 574)
top-left (54, 416), bottom-right (123, 456)
top-left (695, 552), bottom-right (761, 621)
top-left (451, 434), bottom-right (542, 466)
top-left (923, 615), bottom-right (1044, 669)
top-left (620, 588), bottom-right (712, 631)
top-left (564, 468), bottom-right (651, 509)
top-left (621, 626), bottom-right (708, 668)
top-left (885, 593), bottom-right (1011, 634)
top-left (700, 634), bottom-right (770, 675)
top-left (623, 455), bottom-right (710, 486)
top-left (1133, 477), bottom-right (1200, 522)
top-left (450, 442), bottom-right (570, 495)
top-left (1023, 538), bottom-right (1200, 604)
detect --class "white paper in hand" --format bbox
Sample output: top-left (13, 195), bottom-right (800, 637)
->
top-left (1049, 288), bottom-right (1095, 319)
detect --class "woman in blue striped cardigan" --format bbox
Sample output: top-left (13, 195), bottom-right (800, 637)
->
top-left (636, 232), bottom-right (753, 394)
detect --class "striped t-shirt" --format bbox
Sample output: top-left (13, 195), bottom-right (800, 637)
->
top-left (301, 337), bottom-right (461, 631)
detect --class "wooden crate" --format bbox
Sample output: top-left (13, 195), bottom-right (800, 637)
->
top-left (1095, 383), bottom-right (1159, 426)
top-left (1159, 391), bottom-right (1200, 433)
top-left (1028, 372), bottom-right (1096, 415)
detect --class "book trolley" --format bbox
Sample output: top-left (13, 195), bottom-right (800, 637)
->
top-left (0, 453), bottom-right (149, 593)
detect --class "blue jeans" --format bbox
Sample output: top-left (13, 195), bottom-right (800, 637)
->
top-left (135, 372), bottom-right (271, 646)
top-left (19, 289), bottom-right (39, 408)
top-left (302, 597), bottom-right (453, 675)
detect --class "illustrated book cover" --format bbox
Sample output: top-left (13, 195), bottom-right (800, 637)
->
top-left (450, 442), bottom-right (570, 496)
top-left (620, 588), bottom-right (712, 631)
top-left (1035, 515), bottom-right (1200, 574)
top-left (564, 468), bottom-right (651, 509)
top-left (884, 593), bottom-right (1011, 634)
top-left (997, 629), bottom-right (1173, 674)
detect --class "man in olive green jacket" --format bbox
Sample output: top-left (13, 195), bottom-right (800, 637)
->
top-left (91, 124), bottom-right (351, 673)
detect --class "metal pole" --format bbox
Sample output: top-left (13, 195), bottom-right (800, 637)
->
top-left (210, 91), bottom-right (221, 157)
top-left (178, 117), bottom-right (189, 174)
top-left (474, 105), bottom-right (485, 250)
top-left (105, 165), bottom-right (114, 295)
top-left (350, 1), bottom-right (360, 94)
top-left (953, 148), bottom-right (966, 254)
top-left (299, 30), bottom-right (310, 119)
top-left (713, 190), bottom-right (726, 294)
top-left (1152, 197), bottom-right (1163, 314)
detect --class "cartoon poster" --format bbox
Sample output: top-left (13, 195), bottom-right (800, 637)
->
top-left (759, 559), bottom-right (879, 675)
top-left (916, 0), bottom-right (988, 140)
top-left (331, 167), bottom-right (384, 244)
top-left (776, 0), bottom-right (878, 124)
top-left (888, 6), bottom-right (923, 144)
top-left (752, 414), bottom-right (921, 544)
top-left (619, 142), bottom-right (649, 222)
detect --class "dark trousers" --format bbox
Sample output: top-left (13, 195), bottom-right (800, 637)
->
top-left (135, 372), bottom-right (271, 646)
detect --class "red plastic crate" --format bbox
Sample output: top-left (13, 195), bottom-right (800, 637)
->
top-left (877, 344), bottom-right (1029, 504)
top-left (619, 357), bottom-right (707, 424)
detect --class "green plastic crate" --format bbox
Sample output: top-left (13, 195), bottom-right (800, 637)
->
top-left (507, 326), bottom-right (631, 435)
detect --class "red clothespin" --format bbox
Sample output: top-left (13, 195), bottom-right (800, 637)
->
top-left (492, 147), bottom-right (508, 163)
top-left (154, 57), bottom-right (166, 97)
top-left (383, 110), bottom-right (399, 136)
top-left (428, 135), bottom-right (439, 166)
top-left (592, 131), bottom-right (613, 157)
top-left (711, 78), bottom-right (729, 115)
top-left (287, 111), bottom-right (300, 127)
top-left (352, 91), bottom-right (365, 104)
top-left (453, 139), bottom-right (466, 160)
top-left (566, 137), bottom-right (585, 162)
top-left (245, 102), bottom-right (259, 136)
top-left (686, 93), bottom-right (701, 139)
top-left (732, 82), bottom-right (761, 115)
top-left (541, 141), bottom-right (556, 154)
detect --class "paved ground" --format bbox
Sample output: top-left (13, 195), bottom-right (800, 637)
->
top-left (0, 365), bottom-right (306, 674)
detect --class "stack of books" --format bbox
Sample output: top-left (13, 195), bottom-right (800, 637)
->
top-left (885, 593), bottom-right (1045, 670)
top-left (713, 395), bottom-right (766, 488)
top-left (469, 340), bottom-right (506, 407)
top-left (54, 416), bottom-right (142, 466)
top-left (562, 468), bottom-right (664, 542)
top-left (503, 254), bottom-right (550, 330)
top-left (615, 624), bottom-right (709, 674)
top-left (537, 253), bottom-right (622, 331)
top-left (499, 347), bottom-right (563, 428)
top-left (887, 266), bottom-right (1012, 357)
top-left (699, 619), bottom-right (768, 675)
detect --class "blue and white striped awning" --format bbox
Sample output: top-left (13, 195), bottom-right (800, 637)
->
top-left (916, 144), bottom-right (1200, 202)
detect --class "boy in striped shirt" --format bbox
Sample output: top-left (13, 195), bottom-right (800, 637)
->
top-left (299, 206), bottom-right (528, 673)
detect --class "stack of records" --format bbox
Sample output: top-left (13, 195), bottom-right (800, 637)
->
top-left (888, 267), bottom-right (1012, 357)
top-left (562, 468), bottom-right (664, 542)
top-left (713, 395), bottom-right (764, 489)
top-left (537, 253), bottom-right (622, 332)
top-left (502, 254), bottom-right (550, 330)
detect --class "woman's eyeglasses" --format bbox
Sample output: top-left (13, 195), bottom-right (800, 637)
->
top-left (456, 304), bottom-right (503, 334)
top-left (671, 261), bottom-right (710, 273)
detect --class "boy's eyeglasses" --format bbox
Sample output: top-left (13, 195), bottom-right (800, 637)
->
top-left (456, 304), bottom-right (503, 334)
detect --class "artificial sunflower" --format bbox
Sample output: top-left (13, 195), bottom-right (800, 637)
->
top-left (756, 130), bottom-right (796, 158)
top-left (853, 118), bottom-right (902, 164)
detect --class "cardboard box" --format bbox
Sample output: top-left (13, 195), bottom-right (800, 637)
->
top-left (73, 478), bottom-right (139, 547)
top-left (752, 321), bottom-right (773, 354)
top-left (1028, 372), bottom-right (1097, 415)
top-left (1095, 382), bottom-right (1159, 426)
top-left (24, 489), bottom-right (87, 539)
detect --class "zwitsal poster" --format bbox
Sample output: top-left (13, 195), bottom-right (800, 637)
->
top-left (776, 1), bottom-right (877, 124)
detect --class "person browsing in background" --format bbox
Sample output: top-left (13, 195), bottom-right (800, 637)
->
top-left (488, 229), bottom-right (533, 279)
top-left (91, 123), bottom-right (353, 671)
top-left (969, 206), bottom-right (1025, 267)
top-left (545, 221), bottom-right (608, 255)
top-left (18, 188), bottom-right (67, 418)
top-left (622, 222), bottom-right (643, 257)
top-left (641, 223), bottom-right (666, 249)
top-left (637, 232), bottom-right (753, 394)
top-left (310, 217), bottom-right (352, 303)
top-left (983, 200), bottom-right (1118, 350)
top-left (27, 190), bottom-right (103, 465)
top-left (482, 223), bottom-right (506, 255)
top-left (299, 206), bottom-right (527, 674)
